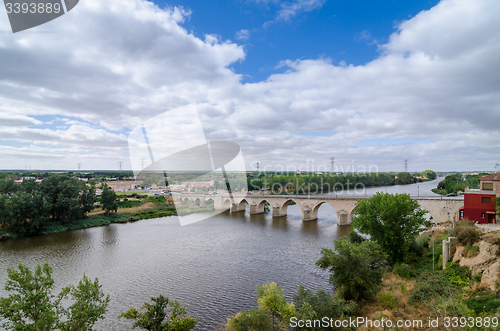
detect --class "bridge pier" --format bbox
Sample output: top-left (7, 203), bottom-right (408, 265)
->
top-left (273, 205), bottom-right (287, 217)
top-left (231, 202), bottom-right (245, 213)
top-left (272, 204), bottom-right (287, 217)
top-left (337, 210), bottom-right (351, 225)
top-left (302, 206), bottom-right (317, 221)
top-left (249, 202), bottom-right (265, 214)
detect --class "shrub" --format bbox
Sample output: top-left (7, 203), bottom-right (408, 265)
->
top-left (410, 270), bottom-right (458, 302)
top-left (442, 263), bottom-right (471, 287)
top-left (348, 231), bottom-right (365, 243)
top-left (463, 294), bottom-right (500, 313)
top-left (453, 225), bottom-right (481, 246)
top-left (317, 238), bottom-right (388, 301)
top-left (393, 263), bottom-right (416, 279)
top-left (378, 292), bottom-right (399, 309)
top-left (293, 286), bottom-right (356, 331)
top-left (461, 245), bottom-right (480, 258)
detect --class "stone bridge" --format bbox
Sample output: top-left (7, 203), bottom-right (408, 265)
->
top-left (173, 193), bottom-right (464, 225)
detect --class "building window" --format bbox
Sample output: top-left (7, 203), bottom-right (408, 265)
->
top-left (460, 210), bottom-right (464, 219)
top-left (482, 213), bottom-right (485, 218)
top-left (482, 197), bottom-right (492, 204)
top-left (482, 182), bottom-right (494, 190)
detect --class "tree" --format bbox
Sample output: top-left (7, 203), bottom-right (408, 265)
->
top-left (101, 184), bottom-right (117, 216)
top-left (256, 282), bottom-right (295, 330)
top-left (119, 295), bottom-right (198, 331)
top-left (58, 275), bottom-right (110, 331)
top-left (422, 170), bottom-right (437, 180)
top-left (351, 192), bottom-right (427, 264)
top-left (293, 285), bottom-right (356, 331)
top-left (396, 172), bottom-right (415, 185)
top-left (226, 282), bottom-right (295, 331)
top-left (0, 263), bottom-right (109, 331)
top-left (316, 238), bottom-right (387, 301)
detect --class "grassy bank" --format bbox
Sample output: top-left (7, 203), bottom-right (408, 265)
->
top-left (0, 198), bottom-right (220, 240)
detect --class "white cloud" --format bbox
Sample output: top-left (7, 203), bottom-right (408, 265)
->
top-left (276, 0), bottom-right (327, 22)
top-left (236, 29), bottom-right (251, 41)
top-left (0, 0), bottom-right (499, 171)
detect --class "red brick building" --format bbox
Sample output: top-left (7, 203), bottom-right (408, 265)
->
top-left (460, 172), bottom-right (499, 224)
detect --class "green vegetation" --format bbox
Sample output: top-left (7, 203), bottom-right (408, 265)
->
top-left (434, 172), bottom-right (490, 195)
top-left (247, 172), bottom-right (419, 194)
top-left (225, 282), bottom-right (295, 331)
top-left (101, 184), bottom-right (118, 216)
top-left (422, 170), bottom-right (437, 180)
top-left (316, 237), bottom-right (388, 301)
top-left (453, 221), bottom-right (481, 246)
top-left (293, 286), bottom-right (356, 331)
top-left (0, 175), bottom-right (95, 237)
top-left (119, 295), bottom-right (198, 331)
top-left (393, 263), bottom-right (416, 279)
top-left (0, 263), bottom-right (109, 331)
top-left (351, 192), bottom-right (427, 264)
top-left (464, 294), bottom-right (500, 313)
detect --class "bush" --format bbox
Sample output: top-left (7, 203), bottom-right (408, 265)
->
top-left (317, 238), bottom-right (388, 301)
top-left (461, 245), bottom-right (480, 258)
top-left (410, 270), bottom-right (458, 302)
top-left (453, 225), bottom-right (481, 246)
top-left (348, 231), bottom-right (365, 243)
top-left (441, 263), bottom-right (471, 287)
top-left (293, 286), bottom-right (356, 331)
top-left (463, 294), bottom-right (500, 313)
top-left (378, 292), bottom-right (400, 309)
top-left (393, 263), bottom-right (416, 279)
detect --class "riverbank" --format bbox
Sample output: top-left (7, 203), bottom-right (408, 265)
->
top-left (355, 224), bottom-right (500, 330)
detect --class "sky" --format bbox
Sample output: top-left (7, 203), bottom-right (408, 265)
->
top-left (0, 0), bottom-right (499, 173)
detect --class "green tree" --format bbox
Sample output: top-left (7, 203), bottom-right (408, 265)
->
top-left (396, 172), bottom-right (415, 185)
top-left (225, 282), bottom-right (295, 331)
top-left (293, 285), bottom-right (356, 331)
top-left (58, 275), bottom-right (110, 331)
top-left (101, 184), bottom-right (117, 216)
top-left (0, 263), bottom-right (109, 331)
top-left (256, 282), bottom-right (295, 330)
top-left (422, 170), bottom-right (437, 180)
top-left (0, 263), bottom-right (58, 331)
top-left (351, 193), bottom-right (427, 264)
top-left (316, 237), bottom-right (387, 301)
top-left (225, 309), bottom-right (272, 331)
top-left (119, 295), bottom-right (198, 331)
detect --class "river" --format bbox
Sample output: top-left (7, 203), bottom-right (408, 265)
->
top-left (0, 178), bottom-right (442, 330)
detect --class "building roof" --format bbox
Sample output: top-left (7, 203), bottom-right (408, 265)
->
top-left (480, 172), bottom-right (500, 181)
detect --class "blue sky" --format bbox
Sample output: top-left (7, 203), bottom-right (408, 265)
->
top-left (155, 0), bottom-right (439, 82)
top-left (0, 0), bottom-right (499, 172)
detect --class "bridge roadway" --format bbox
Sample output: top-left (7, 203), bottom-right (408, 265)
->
top-left (173, 193), bottom-right (464, 225)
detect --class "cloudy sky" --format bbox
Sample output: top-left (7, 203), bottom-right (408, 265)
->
top-left (0, 0), bottom-right (499, 172)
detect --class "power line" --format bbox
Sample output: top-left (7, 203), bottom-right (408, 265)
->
top-left (119, 161), bottom-right (123, 171)
top-left (330, 157), bottom-right (335, 173)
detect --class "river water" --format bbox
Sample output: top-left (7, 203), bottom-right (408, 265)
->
top-left (0, 178), bottom-right (442, 330)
